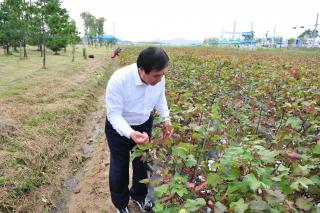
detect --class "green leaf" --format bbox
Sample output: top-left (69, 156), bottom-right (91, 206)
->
top-left (172, 174), bottom-right (187, 184)
top-left (230, 198), bottom-right (249, 213)
top-left (154, 184), bottom-right (169, 198)
top-left (214, 202), bottom-right (227, 213)
top-left (224, 167), bottom-right (240, 181)
top-left (152, 203), bottom-right (164, 213)
top-left (194, 126), bottom-right (207, 136)
top-left (130, 147), bottom-right (143, 161)
top-left (286, 117), bottom-right (302, 130)
top-left (243, 174), bottom-right (260, 192)
top-left (226, 182), bottom-right (242, 195)
top-left (137, 142), bottom-right (152, 151)
top-left (310, 175), bottom-right (320, 186)
top-left (290, 177), bottom-right (314, 191)
top-left (172, 183), bottom-right (188, 197)
top-left (295, 197), bottom-right (313, 210)
top-left (184, 198), bottom-right (206, 212)
top-left (292, 164), bottom-right (311, 176)
top-left (178, 142), bottom-right (195, 153)
top-left (172, 146), bottom-right (187, 160)
top-left (186, 154), bottom-right (197, 168)
top-left (312, 145), bottom-right (320, 154)
top-left (178, 209), bottom-right (188, 213)
top-left (207, 173), bottom-right (220, 187)
top-left (279, 179), bottom-right (293, 194)
top-left (211, 104), bottom-right (221, 120)
top-left (249, 196), bottom-right (268, 211)
top-left (271, 175), bottom-right (283, 182)
top-left (277, 164), bottom-right (290, 174)
top-left (257, 149), bottom-right (279, 163)
top-left (257, 167), bottom-right (272, 177)
top-left (265, 189), bottom-right (285, 205)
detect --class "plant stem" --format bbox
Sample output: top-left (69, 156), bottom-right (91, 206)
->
top-left (255, 106), bottom-right (263, 134)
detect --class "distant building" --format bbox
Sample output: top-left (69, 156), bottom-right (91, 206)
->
top-left (100, 35), bottom-right (117, 42)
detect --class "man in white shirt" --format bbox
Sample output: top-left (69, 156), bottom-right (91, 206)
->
top-left (105, 47), bottom-right (171, 213)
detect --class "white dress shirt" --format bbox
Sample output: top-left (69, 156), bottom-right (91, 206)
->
top-left (106, 63), bottom-right (170, 139)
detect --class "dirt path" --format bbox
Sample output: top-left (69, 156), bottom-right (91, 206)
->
top-left (55, 94), bottom-right (114, 213)
top-left (49, 63), bottom-right (141, 213)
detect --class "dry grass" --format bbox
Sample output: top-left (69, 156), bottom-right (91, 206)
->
top-left (0, 45), bottom-right (114, 212)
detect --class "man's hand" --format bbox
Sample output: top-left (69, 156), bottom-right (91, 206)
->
top-left (130, 131), bottom-right (149, 144)
top-left (162, 120), bottom-right (173, 140)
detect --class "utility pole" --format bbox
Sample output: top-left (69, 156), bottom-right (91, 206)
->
top-left (273, 25), bottom-right (276, 46)
top-left (232, 21), bottom-right (236, 40)
top-left (221, 26), bottom-right (224, 40)
top-left (113, 22), bottom-right (116, 38)
top-left (313, 13), bottom-right (319, 47)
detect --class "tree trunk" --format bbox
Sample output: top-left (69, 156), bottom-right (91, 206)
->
top-left (83, 47), bottom-right (87, 59)
top-left (43, 43), bottom-right (46, 69)
top-left (40, 44), bottom-right (43, 56)
top-left (72, 44), bottom-right (75, 62)
top-left (23, 41), bottom-right (27, 58)
top-left (20, 41), bottom-right (23, 59)
top-left (41, 0), bottom-right (46, 69)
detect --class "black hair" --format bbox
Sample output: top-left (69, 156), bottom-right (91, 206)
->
top-left (136, 47), bottom-right (169, 74)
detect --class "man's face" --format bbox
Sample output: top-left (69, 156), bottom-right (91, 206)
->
top-left (139, 67), bottom-right (167, 85)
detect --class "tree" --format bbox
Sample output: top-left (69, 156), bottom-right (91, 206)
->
top-left (80, 11), bottom-right (95, 45)
top-left (298, 29), bottom-right (319, 43)
top-left (80, 12), bottom-right (106, 46)
top-left (40, 0), bottom-right (46, 68)
top-left (87, 15), bottom-right (97, 46)
top-left (21, 0), bottom-right (29, 58)
top-left (96, 17), bottom-right (105, 46)
top-left (0, 0), bottom-right (25, 54)
top-left (27, 0), bottom-right (43, 52)
top-left (45, 0), bottom-right (69, 54)
top-left (67, 20), bottom-right (80, 62)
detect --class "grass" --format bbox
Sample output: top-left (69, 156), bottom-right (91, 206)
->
top-left (4, 138), bottom-right (25, 153)
top-left (0, 45), bottom-right (114, 211)
top-left (23, 107), bottom-right (72, 127)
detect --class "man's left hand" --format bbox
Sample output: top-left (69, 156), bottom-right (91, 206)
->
top-left (162, 120), bottom-right (173, 139)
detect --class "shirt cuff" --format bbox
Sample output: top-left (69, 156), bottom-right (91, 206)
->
top-left (124, 128), bottom-right (135, 139)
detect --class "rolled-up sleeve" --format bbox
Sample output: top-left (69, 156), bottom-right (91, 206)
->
top-left (106, 77), bottom-right (135, 139)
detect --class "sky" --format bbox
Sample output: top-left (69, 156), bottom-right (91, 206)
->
top-left (61, 0), bottom-right (320, 42)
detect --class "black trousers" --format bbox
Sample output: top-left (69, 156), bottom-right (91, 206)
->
top-left (105, 116), bottom-right (153, 209)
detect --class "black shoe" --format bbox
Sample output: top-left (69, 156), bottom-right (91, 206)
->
top-left (132, 198), bottom-right (153, 212)
top-left (116, 207), bottom-right (130, 213)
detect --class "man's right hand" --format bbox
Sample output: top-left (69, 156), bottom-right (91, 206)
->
top-left (130, 131), bottom-right (149, 144)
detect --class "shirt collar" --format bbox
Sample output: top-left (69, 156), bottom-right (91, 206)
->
top-left (133, 64), bottom-right (145, 86)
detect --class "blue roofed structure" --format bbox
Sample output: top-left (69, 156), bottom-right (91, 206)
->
top-left (100, 35), bottom-right (117, 41)
top-left (241, 32), bottom-right (254, 37)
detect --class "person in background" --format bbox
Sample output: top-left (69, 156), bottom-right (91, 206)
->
top-left (111, 47), bottom-right (122, 59)
top-left (105, 47), bottom-right (172, 213)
